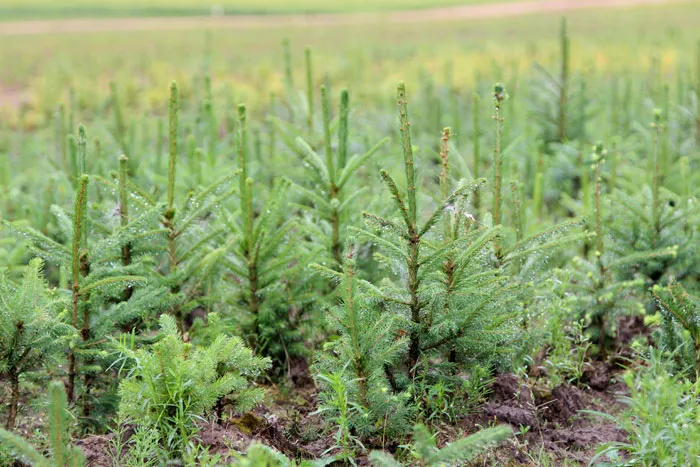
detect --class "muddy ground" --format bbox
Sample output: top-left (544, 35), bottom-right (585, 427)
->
top-left (73, 359), bottom-right (630, 466)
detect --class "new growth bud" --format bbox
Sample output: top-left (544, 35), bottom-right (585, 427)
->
top-left (493, 83), bottom-right (506, 107)
top-left (592, 141), bottom-right (607, 164)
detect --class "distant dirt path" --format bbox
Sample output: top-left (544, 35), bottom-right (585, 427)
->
top-left (0, 0), bottom-right (695, 36)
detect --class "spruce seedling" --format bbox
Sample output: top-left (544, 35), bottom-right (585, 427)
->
top-left (108, 81), bottom-right (240, 336)
top-left (355, 83), bottom-right (515, 389)
top-left (653, 281), bottom-right (700, 378)
top-left (202, 75), bottom-right (218, 168)
top-left (67, 175), bottom-right (90, 402)
top-left (606, 111), bottom-right (696, 292)
top-left (163, 81), bottom-right (183, 325)
top-left (225, 104), bottom-right (316, 370)
top-left (0, 259), bottom-right (72, 430)
top-left (3, 156), bottom-right (161, 419)
top-left (312, 246), bottom-right (412, 439)
top-left (274, 87), bottom-right (388, 266)
top-left (421, 125), bottom-right (524, 375)
top-left (569, 143), bottom-right (675, 354)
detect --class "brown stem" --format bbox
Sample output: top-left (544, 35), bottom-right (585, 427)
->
top-left (79, 251), bottom-right (92, 419)
top-left (215, 398), bottom-right (225, 424)
top-left (597, 313), bottom-right (606, 358)
top-left (67, 282), bottom-right (79, 403)
top-left (408, 236), bottom-right (421, 375)
top-left (248, 261), bottom-right (260, 350)
top-left (330, 186), bottom-right (341, 266)
top-left (345, 253), bottom-right (369, 406)
top-left (331, 212), bottom-right (341, 266)
top-left (5, 371), bottom-right (19, 430)
top-left (162, 211), bottom-right (183, 330)
top-left (66, 353), bottom-right (76, 404)
top-left (81, 299), bottom-right (92, 420)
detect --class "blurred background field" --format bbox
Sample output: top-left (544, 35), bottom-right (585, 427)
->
top-left (1, 1), bottom-right (699, 127)
top-left (0, 0), bottom-right (525, 20)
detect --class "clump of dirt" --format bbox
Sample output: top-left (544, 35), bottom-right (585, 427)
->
top-left (74, 434), bottom-right (113, 467)
top-left (616, 314), bottom-right (652, 346)
top-left (541, 384), bottom-right (586, 424)
top-left (490, 373), bottom-right (534, 406)
top-left (483, 373), bottom-right (538, 428)
top-left (547, 424), bottom-right (627, 450)
top-left (197, 422), bottom-right (251, 456)
top-left (484, 404), bottom-right (538, 428)
top-left (288, 356), bottom-right (315, 389)
top-left (583, 360), bottom-right (612, 390)
top-left (474, 371), bottom-right (629, 464)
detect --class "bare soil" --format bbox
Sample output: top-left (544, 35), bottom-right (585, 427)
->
top-left (0, 0), bottom-right (694, 36)
top-left (74, 365), bottom-right (628, 465)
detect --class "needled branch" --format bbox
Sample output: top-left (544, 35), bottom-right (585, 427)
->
top-left (67, 175), bottom-right (89, 403)
top-left (165, 81), bottom-right (179, 271)
top-left (492, 84), bottom-right (506, 260)
top-left (338, 89), bottom-right (350, 168)
top-left (77, 124), bottom-right (87, 176)
top-left (320, 85), bottom-right (336, 188)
